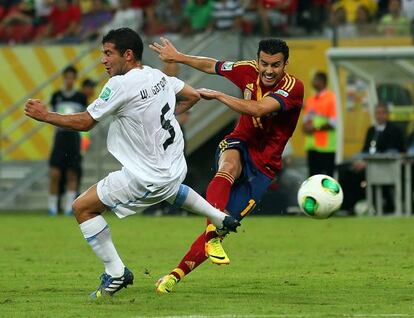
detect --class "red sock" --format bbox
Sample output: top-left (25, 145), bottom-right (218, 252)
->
top-left (205, 172), bottom-right (234, 241)
top-left (206, 172), bottom-right (234, 211)
top-left (170, 172), bottom-right (235, 280)
top-left (170, 231), bottom-right (208, 281)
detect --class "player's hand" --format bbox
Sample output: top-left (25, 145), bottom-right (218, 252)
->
top-left (149, 37), bottom-right (180, 62)
top-left (24, 99), bottom-right (49, 122)
top-left (197, 88), bottom-right (221, 100)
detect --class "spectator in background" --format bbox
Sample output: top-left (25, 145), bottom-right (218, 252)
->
top-left (80, 0), bottom-right (112, 42)
top-left (324, 5), bottom-right (357, 38)
top-left (0, 0), bottom-right (34, 43)
top-left (338, 103), bottom-right (406, 214)
top-left (378, 0), bottom-right (410, 36)
top-left (211, 0), bottom-right (244, 31)
top-left (257, 0), bottom-right (294, 36)
top-left (34, 0), bottom-right (81, 43)
top-left (354, 4), bottom-right (377, 36)
top-left (33, 0), bottom-right (53, 28)
top-left (303, 71), bottom-right (337, 177)
top-left (296, 0), bottom-right (330, 35)
top-left (241, 0), bottom-right (292, 36)
top-left (131, 0), bottom-right (160, 35)
top-left (48, 66), bottom-right (87, 216)
top-left (332, 0), bottom-right (377, 23)
top-left (101, 0), bottom-right (143, 34)
top-left (182, 0), bottom-right (213, 35)
top-left (156, 0), bottom-right (183, 34)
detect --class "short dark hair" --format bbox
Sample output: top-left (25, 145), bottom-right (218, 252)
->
top-left (63, 65), bottom-right (77, 76)
top-left (82, 78), bottom-right (96, 87)
top-left (314, 71), bottom-right (327, 85)
top-left (376, 103), bottom-right (389, 112)
top-left (102, 28), bottom-right (143, 61)
top-left (257, 39), bottom-right (289, 62)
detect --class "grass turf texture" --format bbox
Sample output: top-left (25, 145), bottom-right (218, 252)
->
top-left (0, 213), bottom-right (413, 317)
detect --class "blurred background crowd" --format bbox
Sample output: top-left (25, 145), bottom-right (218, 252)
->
top-left (0, 0), bottom-right (413, 44)
top-left (1, 0), bottom-right (414, 218)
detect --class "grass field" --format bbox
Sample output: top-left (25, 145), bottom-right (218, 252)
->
top-left (1, 213), bottom-right (413, 318)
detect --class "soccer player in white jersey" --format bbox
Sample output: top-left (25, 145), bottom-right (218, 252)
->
top-left (24, 27), bottom-right (240, 299)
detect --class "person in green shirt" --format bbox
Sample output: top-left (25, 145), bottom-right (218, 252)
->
top-left (183, 0), bottom-right (213, 35)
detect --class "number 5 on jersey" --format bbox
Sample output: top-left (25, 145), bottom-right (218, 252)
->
top-left (160, 103), bottom-right (175, 150)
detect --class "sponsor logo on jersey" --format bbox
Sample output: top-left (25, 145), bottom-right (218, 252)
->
top-left (275, 89), bottom-right (289, 97)
top-left (221, 62), bottom-right (234, 71)
top-left (100, 87), bottom-right (113, 101)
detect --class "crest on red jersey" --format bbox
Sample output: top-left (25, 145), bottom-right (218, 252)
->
top-left (244, 88), bottom-right (252, 100)
top-left (221, 62), bottom-right (234, 71)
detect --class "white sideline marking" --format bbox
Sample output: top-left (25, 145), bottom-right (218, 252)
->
top-left (136, 314), bottom-right (413, 318)
top-left (344, 315), bottom-right (412, 317)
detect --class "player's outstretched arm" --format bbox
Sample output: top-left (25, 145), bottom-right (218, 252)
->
top-left (25, 98), bottom-right (97, 131)
top-left (175, 83), bottom-right (201, 115)
top-left (149, 37), bottom-right (217, 74)
top-left (198, 88), bottom-right (280, 117)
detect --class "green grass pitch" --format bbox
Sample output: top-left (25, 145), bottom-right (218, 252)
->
top-left (1, 213), bottom-right (413, 317)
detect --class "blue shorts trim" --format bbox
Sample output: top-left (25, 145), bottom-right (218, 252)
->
top-left (172, 184), bottom-right (189, 208)
top-left (215, 138), bottom-right (272, 221)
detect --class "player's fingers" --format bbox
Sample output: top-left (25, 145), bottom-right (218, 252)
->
top-left (149, 44), bottom-right (160, 53)
top-left (150, 42), bottom-right (162, 50)
top-left (197, 88), bottom-right (212, 93)
top-left (163, 37), bottom-right (172, 47)
top-left (160, 36), bottom-right (168, 45)
top-left (24, 104), bottom-right (31, 116)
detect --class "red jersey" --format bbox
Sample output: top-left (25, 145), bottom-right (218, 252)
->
top-left (215, 60), bottom-right (304, 178)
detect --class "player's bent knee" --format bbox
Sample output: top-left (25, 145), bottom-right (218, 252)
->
top-left (72, 198), bottom-right (83, 217)
top-left (72, 197), bottom-right (93, 220)
top-left (219, 161), bottom-right (241, 178)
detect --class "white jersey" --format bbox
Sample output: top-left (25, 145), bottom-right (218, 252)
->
top-left (87, 66), bottom-right (186, 187)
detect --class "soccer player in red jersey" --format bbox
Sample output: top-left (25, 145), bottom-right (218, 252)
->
top-left (150, 37), bottom-right (304, 293)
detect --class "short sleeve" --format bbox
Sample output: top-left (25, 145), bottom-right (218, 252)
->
top-left (268, 76), bottom-right (304, 112)
top-left (215, 60), bottom-right (257, 89)
top-left (87, 77), bottom-right (126, 121)
top-left (168, 76), bottom-right (185, 94)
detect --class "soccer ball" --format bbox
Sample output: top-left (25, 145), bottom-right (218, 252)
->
top-left (297, 174), bottom-right (343, 219)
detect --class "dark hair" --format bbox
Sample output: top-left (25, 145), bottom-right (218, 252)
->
top-left (82, 78), bottom-right (96, 87)
top-left (314, 71), bottom-right (327, 85)
top-left (63, 65), bottom-right (77, 76)
top-left (257, 39), bottom-right (289, 62)
top-left (376, 103), bottom-right (389, 112)
top-left (102, 28), bottom-right (143, 61)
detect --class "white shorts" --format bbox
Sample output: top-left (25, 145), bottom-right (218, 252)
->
top-left (96, 167), bottom-right (185, 218)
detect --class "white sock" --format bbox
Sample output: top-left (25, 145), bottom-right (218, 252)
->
top-left (48, 195), bottom-right (58, 215)
top-left (169, 185), bottom-right (225, 227)
top-left (79, 215), bottom-right (125, 277)
top-left (64, 191), bottom-right (77, 214)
